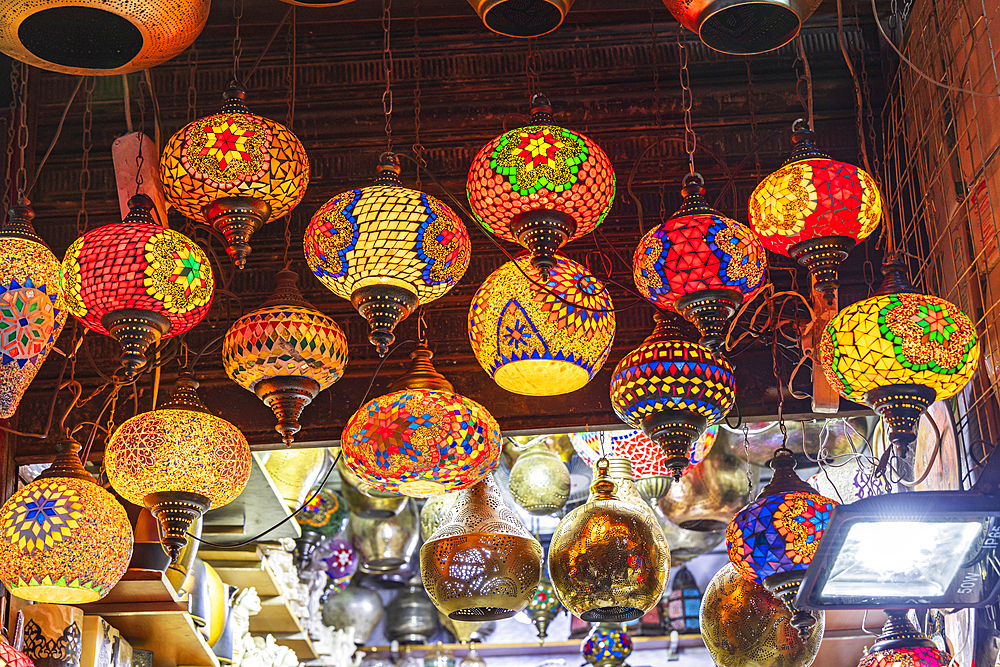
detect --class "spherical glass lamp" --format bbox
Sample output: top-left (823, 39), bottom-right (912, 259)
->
top-left (820, 257), bottom-right (979, 456)
top-left (325, 537), bottom-right (359, 591)
top-left (610, 313), bottom-right (736, 479)
top-left (581, 623), bottom-right (632, 667)
top-left (304, 155), bottom-right (470, 355)
top-left (160, 84), bottom-right (310, 269)
top-left (469, 253), bottom-right (615, 395)
top-left (467, 94), bottom-right (615, 277)
top-left (105, 374), bottom-right (251, 562)
top-left (526, 574), bottom-right (563, 643)
top-left (294, 488), bottom-right (348, 568)
top-left (223, 269), bottom-right (348, 445)
top-left (748, 121), bottom-right (882, 300)
top-left (634, 175), bottom-right (766, 349)
top-left (0, 203), bottom-right (67, 418)
top-left (858, 610), bottom-right (952, 667)
top-left (59, 194), bottom-right (214, 377)
top-left (342, 343), bottom-right (502, 497)
top-left (0, 437), bottom-right (132, 603)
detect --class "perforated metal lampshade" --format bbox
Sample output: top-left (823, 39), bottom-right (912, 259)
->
top-left (466, 0), bottom-right (574, 37)
top-left (661, 0), bottom-right (819, 55)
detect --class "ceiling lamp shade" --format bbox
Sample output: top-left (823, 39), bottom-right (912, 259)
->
top-left (304, 155), bottom-right (470, 356)
top-left (727, 447), bottom-right (837, 635)
top-left (160, 85), bottom-right (310, 269)
top-left (342, 344), bottom-right (502, 498)
top-left (610, 313), bottom-right (736, 479)
top-left (0, 204), bottom-right (66, 418)
top-left (509, 441), bottom-right (570, 515)
top-left (0, 0), bottom-right (209, 75)
top-left (858, 611), bottom-right (951, 667)
top-left (526, 574), bottom-right (563, 643)
top-left (661, 0), bottom-right (818, 55)
top-left (820, 258), bottom-right (979, 456)
top-left (634, 175), bottom-right (766, 349)
top-left (467, 0), bottom-right (574, 37)
top-left (469, 253), bottom-right (615, 396)
top-left (60, 194), bottom-right (214, 377)
top-left (748, 122), bottom-right (882, 300)
top-left (223, 269), bottom-right (348, 445)
top-left (467, 94), bottom-right (615, 278)
top-left (294, 488), bottom-right (348, 568)
top-left (421, 475), bottom-right (543, 620)
top-left (105, 375), bottom-right (252, 562)
top-left (0, 437), bottom-right (132, 603)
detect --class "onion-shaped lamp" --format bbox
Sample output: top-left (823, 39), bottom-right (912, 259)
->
top-left (160, 84), bottom-right (310, 269)
top-left (526, 574), bottom-right (563, 644)
top-left (305, 154), bottom-right (470, 355)
top-left (581, 623), bottom-right (632, 667)
top-left (466, 0), bottom-right (574, 38)
top-left (223, 269), bottom-right (348, 445)
top-left (858, 610), bottom-right (952, 667)
top-left (325, 537), bottom-right (359, 591)
top-left (421, 475), bottom-right (542, 620)
top-left (469, 253), bottom-right (615, 395)
top-left (467, 94), bottom-right (615, 278)
top-left (820, 256), bottom-right (979, 456)
top-left (0, 203), bottom-right (67, 418)
top-left (60, 194), bottom-right (214, 377)
top-left (634, 174), bottom-right (766, 349)
top-left (508, 440), bottom-right (570, 515)
top-left (549, 459), bottom-right (668, 622)
top-left (342, 343), bottom-right (502, 497)
top-left (610, 312), bottom-right (736, 479)
top-left (294, 488), bottom-right (348, 568)
top-left (105, 374), bottom-right (252, 562)
top-left (748, 121), bottom-right (882, 301)
top-left (0, 437), bottom-right (132, 602)
top-left (726, 446), bottom-right (838, 635)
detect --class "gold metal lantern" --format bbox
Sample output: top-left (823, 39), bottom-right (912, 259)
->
top-left (508, 441), bottom-right (570, 515)
top-left (466, 0), bottom-right (575, 38)
top-left (661, 0), bottom-right (820, 56)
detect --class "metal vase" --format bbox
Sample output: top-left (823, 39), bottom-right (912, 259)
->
top-left (385, 578), bottom-right (440, 644)
top-left (349, 499), bottom-right (419, 572)
top-left (321, 585), bottom-right (385, 645)
top-left (339, 455), bottom-right (407, 519)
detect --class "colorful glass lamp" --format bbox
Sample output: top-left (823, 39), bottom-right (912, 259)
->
top-left (342, 343), bottom-right (502, 497)
top-left (105, 374), bottom-right (252, 562)
top-left (304, 154), bottom-right (470, 355)
top-left (581, 623), bottom-right (632, 667)
top-left (223, 270), bottom-right (348, 446)
top-left (526, 574), bottom-right (563, 643)
top-left (0, 203), bottom-right (66, 418)
top-left (858, 610), bottom-right (952, 667)
top-left (610, 313), bottom-right (736, 479)
top-left (467, 94), bottom-right (615, 278)
top-left (325, 536), bottom-right (359, 591)
top-left (294, 488), bottom-right (348, 568)
top-left (60, 194), bottom-right (214, 377)
top-left (160, 84), bottom-right (310, 269)
top-left (0, 437), bottom-right (132, 603)
top-left (748, 121), bottom-right (882, 300)
top-left (634, 174), bottom-right (766, 349)
top-left (820, 256), bottom-right (979, 456)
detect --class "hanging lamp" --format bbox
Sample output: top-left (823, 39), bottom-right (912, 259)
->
top-left (661, 0), bottom-right (819, 55)
top-left (160, 84), bottom-right (310, 269)
top-left (223, 269), bottom-right (348, 446)
top-left (634, 174), bottom-right (766, 349)
top-left (468, 253), bottom-right (616, 395)
top-left (0, 203), bottom-right (66, 418)
top-left (667, 565), bottom-right (702, 633)
top-left (60, 194), bottom-right (214, 377)
top-left (526, 574), bottom-right (563, 644)
top-left (857, 610), bottom-right (952, 667)
top-left (294, 488), bottom-right (348, 568)
top-left (466, 0), bottom-right (574, 38)
top-left (341, 342), bottom-right (502, 497)
top-left (581, 623), bottom-right (633, 667)
top-left (610, 312), bottom-right (736, 480)
top-left (325, 537), bottom-right (359, 591)
top-left (748, 120), bottom-right (882, 301)
top-left (467, 94), bottom-right (615, 279)
top-left (105, 374), bottom-right (252, 562)
top-left (304, 155), bottom-right (471, 355)
top-left (421, 475), bottom-right (542, 620)
top-left (820, 256), bottom-right (979, 456)
top-left (508, 440), bottom-right (570, 515)
top-left (726, 446), bottom-right (838, 635)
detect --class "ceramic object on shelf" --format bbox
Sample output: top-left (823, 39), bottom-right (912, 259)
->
top-left (458, 644), bottom-right (486, 667)
top-left (423, 642), bottom-right (455, 667)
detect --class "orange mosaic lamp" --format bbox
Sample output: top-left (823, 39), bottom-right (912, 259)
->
top-left (858, 610), bottom-right (952, 667)
top-left (160, 84), bottom-right (310, 269)
top-left (105, 374), bottom-right (251, 562)
top-left (820, 256), bottom-right (979, 456)
top-left (0, 437), bottom-right (132, 603)
top-left (467, 94), bottom-right (615, 278)
top-left (223, 270), bottom-right (348, 445)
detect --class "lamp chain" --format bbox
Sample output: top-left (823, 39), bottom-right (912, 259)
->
top-left (651, 8), bottom-right (666, 224)
top-left (746, 57), bottom-right (762, 177)
top-left (416, 307), bottom-right (428, 346)
top-left (526, 38), bottom-right (541, 101)
top-left (14, 62), bottom-right (28, 205)
top-left (793, 36), bottom-right (814, 131)
top-left (743, 423), bottom-right (753, 494)
top-left (4, 61), bottom-right (16, 215)
top-left (285, 6), bottom-right (297, 131)
top-left (186, 44), bottom-right (198, 123)
top-left (135, 75), bottom-right (147, 196)
top-left (770, 296), bottom-right (788, 448)
top-left (382, 0), bottom-right (394, 155)
top-left (677, 30), bottom-right (696, 177)
top-left (412, 0), bottom-right (425, 189)
top-left (232, 0), bottom-right (244, 85)
top-left (599, 430), bottom-right (608, 459)
top-left (77, 78), bottom-right (94, 235)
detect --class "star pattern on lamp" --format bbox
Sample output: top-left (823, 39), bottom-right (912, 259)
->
top-left (3, 482), bottom-right (83, 553)
top-left (0, 285), bottom-right (55, 363)
top-left (199, 119), bottom-right (258, 171)
top-left (912, 303), bottom-right (956, 344)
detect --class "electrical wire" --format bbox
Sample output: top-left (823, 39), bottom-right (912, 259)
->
top-left (25, 76), bottom-right (83, 199)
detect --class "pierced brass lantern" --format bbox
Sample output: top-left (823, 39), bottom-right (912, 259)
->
top-left (509, 441), bottom-right (570, 516)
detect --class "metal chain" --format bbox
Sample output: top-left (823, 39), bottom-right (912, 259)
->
top-left (743, 423), bottom-right (753, 494)
top-left (857, 14), bottom-right (881, 188)
top-left (5, 60), bottom-right (17, 215)
top-left (526, 38), bottom-right (541, 101)
top-left (412, 0), bottom-right (425, 189)
top-left (382, 0), bottom-right (393, 154)
top-left (746, 57), bottom-right (762, 176)
top-left (285, 7), bottom-right (296, 131)
top-left (651, 9), bottom-right (666, 223)
top-left (232, 0), bottom-right (244, 85)
top-left (14, 62), bottom-right (28, 204)
top-left (283, 212), bottom-right (293, 270)
top-left (771, 297), bottom-right (789, 448)
top-left (186, 44), bottom-right (198, 122)
top-left (135, 75), bottom-right (147, 195)
top-left (677, 29), bottom-right (696, 177)
top-left (77, 77), bottom-right (94, 235)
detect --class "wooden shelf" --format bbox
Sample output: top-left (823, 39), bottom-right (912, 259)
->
top-left (202, 454), bottom-right (300, 544)
top-left (250, 596), bottom-right (305, 635)
top-left (270, 632), bottom-right (318, 661)
top-left (361, 635), bottom-right (704, 657)
top-left (211, 564), bottom-right (282, 598)
top-left (90, 601), bottom-right (220, 667)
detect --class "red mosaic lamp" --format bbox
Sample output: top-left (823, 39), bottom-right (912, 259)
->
top-left (858, 610), bottom-right (952, 667)
top-left (467, 94), bottom-right (615, 278)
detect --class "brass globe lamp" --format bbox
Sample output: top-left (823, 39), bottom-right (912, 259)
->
top-left (508, 440), bottom-right (570, 515)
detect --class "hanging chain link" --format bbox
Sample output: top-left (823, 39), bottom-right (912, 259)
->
top-left (412, 0), bottom-right (425, 189)
top-left (746, 57), bottom-right (762, 177)
top-left (743, 423), bottom-right (753, 494)
top-left (526, 38), bottom-right (541, 101)
top-left (77, 77), bottom-right (95, 235)
top-left (599, 430), bottom-right (608, 459)
top-left (13, 62), bottom-right (28, 204)
top-left (135, 74), bottom-right (147, 195)
top-left (677, 30), bottom-right (696, 177)
top-left (5, 61), bottom-right (18, 215)
top-left (651, 9), bottom-right (666, 223)
top-left (232, 0), bottom-right (244, 84)
top-left (285, 6), bottom-right (296, 131)
top-left (186, 44), bottom-right (198, 123)
top-left (771, 297), bottom-right (789, 449)
top-left (382, 0), bottom-right (394, 155)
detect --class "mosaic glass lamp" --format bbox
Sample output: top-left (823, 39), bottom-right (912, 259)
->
top-left (858, 610), bottom-right (952, 667)
top-left (467, 94), bottom-right (615, 278)
top-left (0, 641), bottom-right (31, 667)
top-left (748, 121), bottom-right (882, 301)
top-left (469, 253), bottom-right (615, 395)
top-left (342, 343), bottom-right (502, 497)
top-left (421, 475), bottom-right (542, 620)
top-left (726, 446), bottom-right (838, 635)
top-left (0, 437), bottom-right (132, 603)
top-left (105, 374), bottom-right (251, 562)
top-left (304, 154), bottom-right (471, 356)
top-left (294, 488), bottom-right (348, 568)
top-left (325, 537), bottom-right (359, 591)
top-left (581, 623), bottom-right (632, 667)
top-left (634, 175), bottom-right (766, 349)
top-left (610, 312), bottom-right (736, 479)
top-left (820, 256), bottom-right (979, 456)
top-left (160, 84), bottom-right (310, 269)
top-left (223, 269), bottom-right (348, 445)
top-left (59, 194), bottom-right (214, 377)
top-left (667, 565), bottom-right (702, 633)
top-left (526, 574), bottom-right (563, 643)
top-left (0, 203), bottom-right (66, 418)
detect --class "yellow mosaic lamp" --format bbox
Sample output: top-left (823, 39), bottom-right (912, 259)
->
top-left (0, 437), bottom-right (132, 603)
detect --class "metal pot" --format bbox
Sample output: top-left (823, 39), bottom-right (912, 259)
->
top-left (322, 585), bottom-right (385, 645)
top-left (385, 578), bottom-right (439, 644)
top-left (339, 455), bottom-right (407, 519)
top-left (349, 500), bottom-right (419, 572)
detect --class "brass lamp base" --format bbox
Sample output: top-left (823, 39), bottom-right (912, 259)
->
top-left (145, 490), bottom-right (212, 564)
top-left (529, 610), bottom-right (557, 643)
top-left (865, 384), bottom-right (937, 459)
top-left (676, 288), bottom-right (743, 350)
top-left (254, 376), bottom-right (322, 446)
top-left (788, 235), bottom-right (856, 303)
top-left (204, 196), bottom-right (272, 270)
top-left (352, 284), bottom-right (419, 357)
top-left (102, 309), bottom-right (170, 378)
top-left (642, 410), bottom-right (708, 480)
top-left (510, 209), bottom-right (577, 281)
top-left (763, 570), bottom-right (815, 637)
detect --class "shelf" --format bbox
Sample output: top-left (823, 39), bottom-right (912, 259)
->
top-left (210, 564), bottom-right (281, 598)
top-left (250, 596), bottom-right (305, 635)
top-left (202, 453), bottom-right (300, 544)
top-left (85, 570), bottom-right (183, 607)
top-left (361, 635), bottom-right (705, 657)
top-left (269, 632), bottom-right (318, 661)
top-left (89, 601), bottom-right (220, 667)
